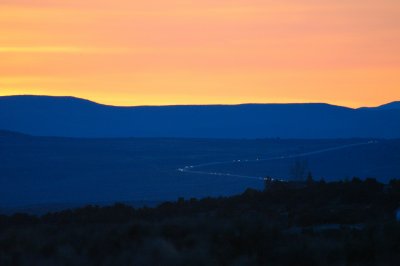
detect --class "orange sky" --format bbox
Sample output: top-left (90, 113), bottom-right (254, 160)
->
top-left (0, 0), bottom-right (399, 107)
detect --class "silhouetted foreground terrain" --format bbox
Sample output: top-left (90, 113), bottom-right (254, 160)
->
top-left (1, 95), bottom-right (400, 138)
top-left (1, 178), bottom-right (400, 266)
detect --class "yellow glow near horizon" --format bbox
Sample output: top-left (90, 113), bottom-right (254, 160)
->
top-left (1, 0), bottom-right (399, 108)
top-left (0, 46), bottom-right (86, 53)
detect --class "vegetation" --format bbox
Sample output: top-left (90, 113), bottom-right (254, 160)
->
top-left (1, 178), bottom-right (400, 265)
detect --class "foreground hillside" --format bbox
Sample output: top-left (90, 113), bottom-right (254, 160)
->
top-left (1, 179), bottom-right (399, 266)
top-left (1, 95), bottom-right (400, 138)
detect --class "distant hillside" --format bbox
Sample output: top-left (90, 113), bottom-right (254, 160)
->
top-left (0, 95), bottom-right (399, 138)
top-left (376, 101), bottom-right (400, 110)
top-left (0, 129), bottom-right (30, 138)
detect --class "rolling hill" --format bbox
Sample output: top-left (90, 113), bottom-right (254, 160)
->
top-left (0, 95), bottom-right (399, 138)
top-left (376, 101), bottom-right (400, 110)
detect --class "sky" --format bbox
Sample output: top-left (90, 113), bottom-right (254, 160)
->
top-left (0, 0), bottom-right (399, 107)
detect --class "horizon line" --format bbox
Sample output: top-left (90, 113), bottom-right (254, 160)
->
top-left (1, 94), bottom-right (398, 109)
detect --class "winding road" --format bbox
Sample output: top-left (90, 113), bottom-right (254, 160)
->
top-left (177, 141), bottom-right (377, 181)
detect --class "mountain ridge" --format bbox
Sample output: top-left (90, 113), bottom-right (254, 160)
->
top-left (0, 95), bottom-right (359, 109)
top-left (376, 101), bottom-right (400, 110)
top-left (0, 95), bottom-right (399, 138)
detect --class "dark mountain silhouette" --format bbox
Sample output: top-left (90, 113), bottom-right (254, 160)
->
top-left (376, 101), bottom-right (400, 110)
top-left (0, 129), bottom-right (30, 138)
top-left (0, 95), bottom-right (399, 138)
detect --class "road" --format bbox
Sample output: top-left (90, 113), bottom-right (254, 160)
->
top-left (177, 141), bottom-right (376, 181)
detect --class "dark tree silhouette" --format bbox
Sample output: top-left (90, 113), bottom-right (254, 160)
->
top-left (290, 159), bottom-right (309, 181)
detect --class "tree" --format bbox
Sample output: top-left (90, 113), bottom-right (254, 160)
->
top-left (306, 171), bottom-right (314, 185)
top-left (290, 159), bottom-right (309, 181)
